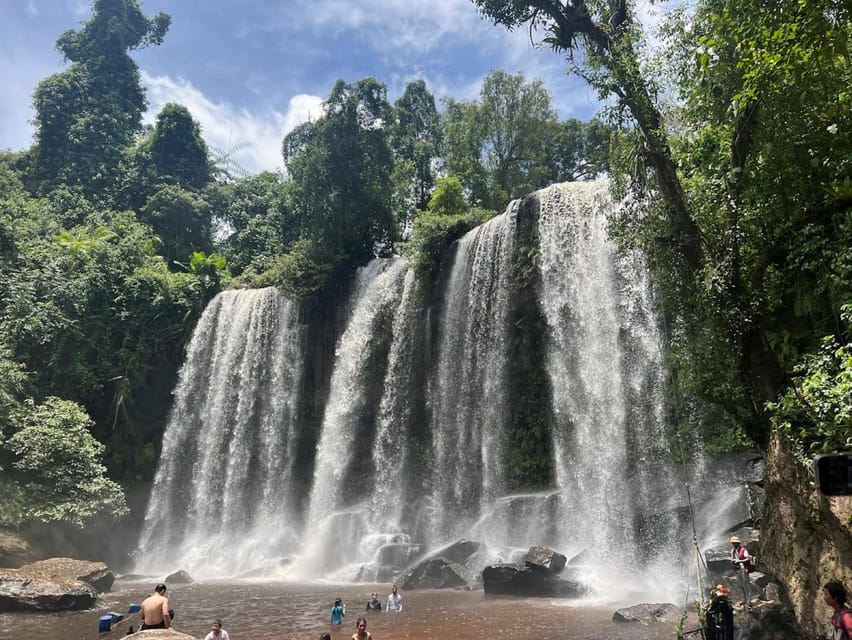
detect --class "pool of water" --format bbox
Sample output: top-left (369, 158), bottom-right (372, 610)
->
top-left (0, 578), bottom-right (682, 640)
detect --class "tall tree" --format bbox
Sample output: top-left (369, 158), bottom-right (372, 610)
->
top-left (283, 78), bottom-right (396, 265)
top-left (471, 0), bottom-right (852, 446)
top-left (30, 0), bottom-right (170, 196)
top-left (390, 80), bottom-right (443, 231)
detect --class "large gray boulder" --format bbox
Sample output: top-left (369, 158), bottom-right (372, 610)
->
top-left (0, 569), bottom-right (97, 611)
top-left (20, 557), bottom-right (114, 593)
top-left (429, 539), bottom-right (480, 565)
top-left (612, 603), bottom-right (681, 624)
top-left (400, 557), bottom-right (467, 590)
top-left (482, 563), bottom-right (589, 597)
top-left (164, 570), bottom-right (194, 584)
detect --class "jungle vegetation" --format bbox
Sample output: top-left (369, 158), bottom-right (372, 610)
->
top-left (0, 0), bottom-right (849, 539)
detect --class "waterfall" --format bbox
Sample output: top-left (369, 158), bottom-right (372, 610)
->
top-left (288, 258), bottom-right (408, 580)
top-left (137, 181), bottom-right (685, 599)
top-left (428, 207), bottom-right (517, 542)
top-left (535, 182), bottom-right (681, 598)
top-left (135, 288), bottom-right (305, 578)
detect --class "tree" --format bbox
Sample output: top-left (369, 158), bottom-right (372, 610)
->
top-left (144, 103), bottom-right (213, 190)
top-left (472, 0), bottom-right (852, 446)
top-left (30, 0), bottom-right (170, 196)
top-left (283, 78), bottom-right (396, 266)
top-left (6, 397), bottom-right (128, 528)
top-left (427, 176), bottom-right (468, 217)
top-left (141, 185), bottom-right (213, 266)
top-left (390, 80), bottom-right (443, 231)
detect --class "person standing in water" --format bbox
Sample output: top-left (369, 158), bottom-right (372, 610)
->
top-left (331, 598), bottom-right (346, 627)
top-left (386, 584), bottom-right (402, 613)
top-left (203, 619), bottom-right (230, 640)
top-left (351, 617), bottom-right (372, 640)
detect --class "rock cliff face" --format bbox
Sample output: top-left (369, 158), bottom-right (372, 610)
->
top-left (760, 431), bottom-right (852, 638)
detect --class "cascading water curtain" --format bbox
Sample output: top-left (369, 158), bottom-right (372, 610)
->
top-left (536, 182), bottom-right (683, 601)
top-left (135, 287), bottom-right (306, 578)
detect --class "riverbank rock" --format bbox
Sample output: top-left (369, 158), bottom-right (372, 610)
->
top-left (482, 563), bottom-right (589, 597)
top-left (429, 539), bottom-right (480, 565)
top-left (0, 569), bottom-right (97, 611)
top-left (131, 629), bottom-right (197, 639)
top-left (400, 558), bottom-right (467, 590)
top-left (612, 602), bottom-right (680, 624)
top-left (733, 601), bottom-right (799, 639)
top-left (20, 557), bottom-right (114, 593)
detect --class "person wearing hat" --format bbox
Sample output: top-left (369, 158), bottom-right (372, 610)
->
top-left (140, 583), bottom-right (171, 630)
top-left (366, 592), bottom-right (382, 611)
top-left (729, 536), bottom-right (752, 606)
top-left (705, 584), bottom-right (734, 639)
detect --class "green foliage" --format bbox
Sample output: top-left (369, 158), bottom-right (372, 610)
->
top-left (403, 207), bottom-right (493, 285)
top-left (30, 0), bottom-right (170, 196)
top-left (284, 78), bottom-right (396, 266)
top-left (140, 184), bottom-right (213, 265)
top-left (142, 102), bottom-right (213, 191)
top-left (427, 176), bottom-right (468, 217)
top-left (6, 397), bottom-right (128, 528)
top-left (249, 238), bottom-right (339, 299)
top-left (771, 332), bottom-right (852, 459)
top-left (390, 80), bottom-right (443, 230)
top-left (212, 172), bottom-right (295, 276)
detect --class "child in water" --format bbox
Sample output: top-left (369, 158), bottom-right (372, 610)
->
top-left (351, 617), bottom-right (371, 640)
top-left (330, 598), bottom-right (346, 627)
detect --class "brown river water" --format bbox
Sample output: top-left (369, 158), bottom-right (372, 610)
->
top-left (0, 579), bottom-right (683, 640)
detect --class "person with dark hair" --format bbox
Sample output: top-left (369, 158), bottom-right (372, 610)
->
top-left (140, 583), bottom-right (171, 630)
top-left (351, 617), bottom-right (372, 640)
top-left (204, 618), bottom-right (230, 640)
top-left (331, 598), bottom-right (346, 627)
top-left (824, 580), bottom-right (852, 639)
top-left (320, 633), bottom-right (331, 640)
top-left (366, 592), bottom-right (381, 611)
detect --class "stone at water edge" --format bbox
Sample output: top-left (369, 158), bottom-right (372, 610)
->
top-left (612, 603), bottom-right (681, 624)
top-left (131, 629), bottom-right (197, 640)
top-left (0, 569), bottom-right (97, 611)
top-left (428, 539), bottom-right (481, 565)
top-left (482, 563), bottom-right (589, 597)
top-left (400, 557), bottom-right (468, 590)
top-left (20, 557), bottom-right (114, 593)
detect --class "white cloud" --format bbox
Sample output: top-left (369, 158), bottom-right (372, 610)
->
top-left (281, 0), bottom-right (483, 52)
top-left (25, 1), bottom-right (39, 18)
top-left (142, 71), bottom-right (323, 174)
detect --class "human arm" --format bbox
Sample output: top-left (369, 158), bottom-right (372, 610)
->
top-left (161, 600), bottom-right (171, 628)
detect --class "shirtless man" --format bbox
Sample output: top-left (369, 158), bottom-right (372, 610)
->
top-left (140, 583), bottom-right (171, 630)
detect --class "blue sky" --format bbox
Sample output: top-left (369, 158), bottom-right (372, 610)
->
top-left (0, 0), bottom-right (670, 173)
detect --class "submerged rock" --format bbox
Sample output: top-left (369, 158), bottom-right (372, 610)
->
top-left (164, 570), bottom-right (194, 584)
top-left (482, 563), bottom-right (588, 597)
top-left (400, 557), bottom-right (467, 590)
top-left (130, 629), bottom-right (197, 639)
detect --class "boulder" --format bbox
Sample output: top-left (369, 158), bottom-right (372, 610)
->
top-left (612, 603), bottom-right (680, 624)
top-left (482, 563), bottom-right (589, 597)
top-left (131, 630), bottom-right (197, 639)
top-left (0, 569), bottom-right (97, 611)
top-left (524, 546), bottom-right (566, 574)
top-left (734, 602), bottom-right (800, 639)
top-left (21, 557), bottom-right (114, 593)
top-left (400, 558), bottom-right (467, 590)
top-left (164, 570), bottom-right (194, 584)
top-left (429, 539), bottom-right (480, 565)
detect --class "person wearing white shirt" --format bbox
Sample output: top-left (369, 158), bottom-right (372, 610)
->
top-left (204, 619), bottom-right (230, 640)
top-left (386, 584), bottom-right (402, 613)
